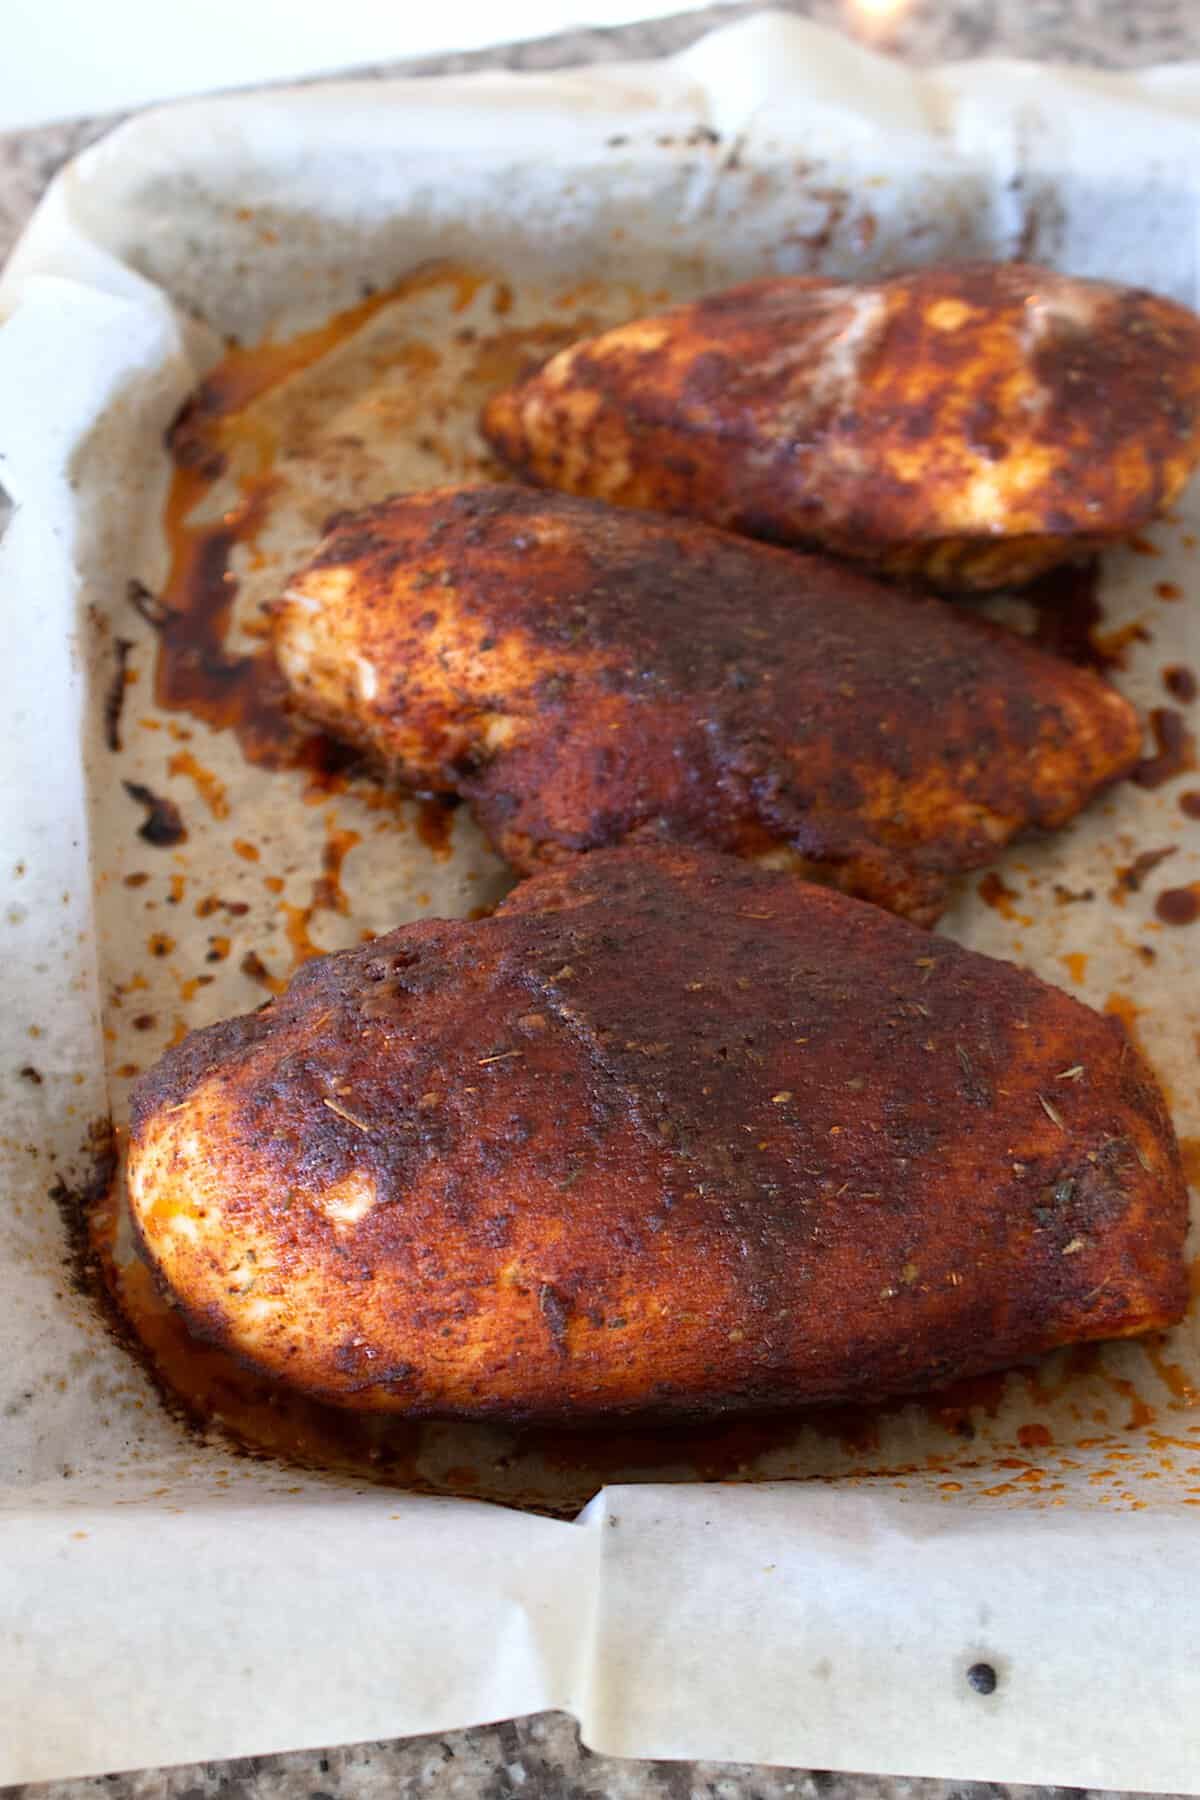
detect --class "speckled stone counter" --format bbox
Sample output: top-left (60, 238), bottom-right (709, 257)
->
top-left (3, 4), bottom-right (1199, 1797)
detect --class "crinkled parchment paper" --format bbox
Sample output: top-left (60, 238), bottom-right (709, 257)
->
top-left (0, 11), bottom-right (1199, 1786)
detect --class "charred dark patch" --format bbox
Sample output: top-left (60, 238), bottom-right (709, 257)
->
top-left (122, 780), bottom-right (187, 847)
top-left (166, 388), bottom-right (229, 480)
top-left (48, 1118), bottom-right (117, 1298)
top-left (1164, 664), bottom-right (1197, 704)
top-left (103, 636), bottom-right (134, 752)
top-left (1134, 708), bottom-right (1196, 789)
top-left (1024, 561), bottom-right (1108, 670)
top-left (538, 1283), bottom-right (571, 1357)
top-left (1117, 846), bottom-right (1177, 894)
top-left (240, 950), bottom-right (278, 990)
top-left (127, 578), bottom-right (169, 630)
top-left (1155, 884), bottom-right (1200, 926)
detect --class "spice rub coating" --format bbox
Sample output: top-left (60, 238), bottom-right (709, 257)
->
top-left (481, 263), bottom-right (1200, 590)
top-left (273, 483), bottom-right (1139, 925)
top-left (127, 848), bottom-right (1188, 1421)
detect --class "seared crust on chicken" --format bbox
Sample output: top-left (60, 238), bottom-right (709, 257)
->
top-left (481, 263), bottom-right (1200, 590)
top-left (127, 848), bottom-right (1188, 1421)
top-left (274, 484), bottom-right (1140, 924)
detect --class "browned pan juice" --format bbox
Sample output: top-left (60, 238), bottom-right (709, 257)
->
top-left (92, 262), bottom-right (1200, 1516)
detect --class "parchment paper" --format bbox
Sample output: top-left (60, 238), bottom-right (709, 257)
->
top-left (1, 11), bottom-right (1199, 1786)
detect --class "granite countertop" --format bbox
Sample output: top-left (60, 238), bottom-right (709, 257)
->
top-left (3, 3), bottom-right (1199, 1798)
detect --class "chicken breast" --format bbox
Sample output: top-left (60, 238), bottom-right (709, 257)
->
top-left (481, 262), bottom-right (1200, 590)
top-left (126, 847), bottom-right (1188, 1422)
top-left (274, 484), bottom-right (1139, 925)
